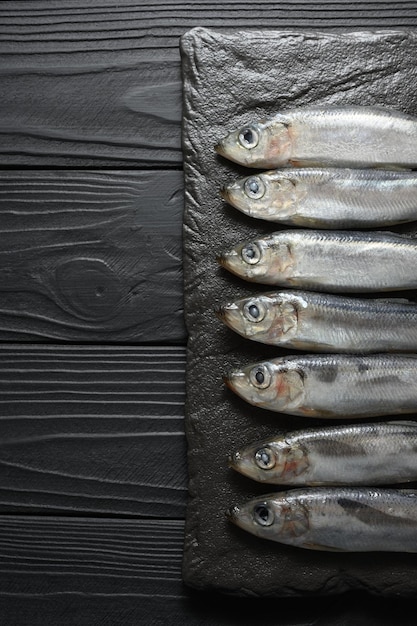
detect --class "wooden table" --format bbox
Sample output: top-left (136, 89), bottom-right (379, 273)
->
top-left (1, 2), bottom-right (417, 623)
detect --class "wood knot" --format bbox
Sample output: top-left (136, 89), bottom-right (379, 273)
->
top-left (55, 258), bottom-right (124, 322)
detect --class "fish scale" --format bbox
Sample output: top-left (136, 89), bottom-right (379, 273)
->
top-left (222, 168), bottom-right (417, 228)
top-left (224, 353), bottom-right (417, 418)
top-left (229, 421), bottom-right (417, 485)
top-left (219, 104), bottom-right (417, 554)
top-left (218, 229), bottom-right (417, 292)
top-left (227, 488), bottom-right (417, 552)
top-left (216, 106), bottom-right (417, 169)
top-left (217, 290), bottom-right (417, 353)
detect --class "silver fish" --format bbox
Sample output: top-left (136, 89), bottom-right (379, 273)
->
top-left (218, 229), bottom-right (417, 292)
top-left (216, 290), bottom-right (417, 353)
top-left (222, 168), bottom-right (417, 228)
top-left (229, 421), bottom-right (417, 485)
top-left (215, 105), bottom-right (417, 169)
top-left (226, 487), bottom-right (417, 552)
top-left (224, 353), bottom-right (417, 418)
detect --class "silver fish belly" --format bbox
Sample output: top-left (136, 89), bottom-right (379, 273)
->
top-left (229, 421), bottom-right (417, 485)
top-left (227, 487), bottom-right (417, 552)
top-left (215, 106), bottom-right (417, 169)
top-left (224, 353), bottom-right (417, 418)
top-left (218, 229), bottom-right (417, 292)
top-left (222, 168), bottom-right (417, 228)
top-left (216, 290), bottom-right (417, 353)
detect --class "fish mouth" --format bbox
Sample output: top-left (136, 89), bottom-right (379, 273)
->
top-left (215, 140), bottom-right (227, 157)
top-left (215, 301), bottom-right (239, 321)
top-left (215, 305), bottom-right (226, 321)
top-left (223, 370), bottom-right (246, 394)
top-left (225, 504), bottom-right (241, 523)
top-left (221, 183), bottom-right (246, 212)
top-left (220, 185), bottom-right (230, 201)
top-left (216, 252), bottom-right (227, 267)
top-left (216, 249), bottom-right (237, 269)
top-left (216, 302), bottom-right (247, 336)
top-left (223, 373), bottom-right (234, 390)
top-left (228, 450), bottom-right (244, 471)
top-left (228, 451), bottom-right (259, 481)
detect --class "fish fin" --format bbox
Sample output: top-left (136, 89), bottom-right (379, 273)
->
top-left (284, 443), bottom-right (309, 478)
top-left (373, 164), bottom-right (413, 172)
top-left (386, 419), bottom-right (417, 426)
top-left (302, 542), bottom-right (346, 552)
top-left (299, 406), bottom-right (328, 418)
top-left (375, 297), bottom-right (414, 305)
top-left (281, 301), bottom-right (298, 336)
top-left (291, 339), bottom-right (335, 351)
top-left (285, 369), bottom-right (306, 409)
top-left (270, 113), bottom-right (292, 128)
top-left (377, 230), bottom-right (412, 239)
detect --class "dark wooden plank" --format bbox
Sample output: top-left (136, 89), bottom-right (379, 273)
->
top-left (0, 516), bottom-right (185, 596)
top-left (0, 170), bottom-right (185, 343)
top-left (0, 345), bottom-right (187, 517)
top-left (0, 0), bottom-right (185, 167)
top-left (3, 2), bottom-right (417, 623)
top-left (0, 516), bottom-right (416, 625)
top-left (1, 0), bottom-right (417, 166)
top-left (2, 0), bottom-right (417, 54)
top-left (0, 60), bottom-right (182, 167)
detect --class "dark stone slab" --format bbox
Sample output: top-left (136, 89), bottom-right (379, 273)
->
top-left (180, 27), bottom-right (417, 596)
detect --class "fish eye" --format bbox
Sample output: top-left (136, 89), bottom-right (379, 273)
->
top-left (249, 364), bottom-right (272, 389)
top-left (238, 126), bottom-right (259, 149)
top-left (241, 242), bottom-right (262, 265)
top-left (255, 447), bottom-right (276, 470)
top-left (254, 503), bottom-right (274, 527)
top-left (244, 176), bottom-right (266, 200)
top-left (243, 300), bottom-right (266, 323)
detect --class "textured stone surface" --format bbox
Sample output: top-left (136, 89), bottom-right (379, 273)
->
top-left (181, 27), bottom-right (417, 596)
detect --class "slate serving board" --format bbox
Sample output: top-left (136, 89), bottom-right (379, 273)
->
top-left (181, 27), bottom-right (417, 597)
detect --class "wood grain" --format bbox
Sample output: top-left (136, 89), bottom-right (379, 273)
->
top-left (0, 516), bottom-right (416, 625)
top-left (1, 0), bottom-right (416, 165)
top-left (3, 1), bottom-right (417, 622)
top-left (0, 345), bottom-right (187, 517)
top-left (0, 61), bottom-right (182, 167)
top-left (2, 0), bottom-right (416, 54)
top-left (0, 516), bottom-right (185, 596)
top-left (0, 170), bottom-right (185, 342)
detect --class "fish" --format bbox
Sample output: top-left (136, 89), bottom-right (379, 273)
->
top-left (216, 289), bottom-right (417, 353)
top-left (221, 168), bottom-right (417, 228)
top-left (229, 421), bottom-right (417, 485)
top-left (224, 353), bottom-right (417, 418)
top-left (226, 487), bottom-right (417, 552)
top-left (217, 229), bottom-right (417, 292)
top-left (215, 105), bottom-right (417, 169)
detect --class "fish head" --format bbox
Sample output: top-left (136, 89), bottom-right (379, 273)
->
top-left (216, 293), bottom-right (276, 339)
top-left (226, 493), bottom-right (309, 542)
top-left (217, 235), bottom-right (293, 284)
top-left (216, 292), bottom-right (298, 344)
top-left (221, 173), bottom-right (273, 218)
top-left (222, 171), bottom-right (299, 220)
top-left (224, 359), bottom-right (306, 412)
top-left (215, 118), bottom-right (291, 168)
top-left (229, 438), bottom-right (309, 483)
